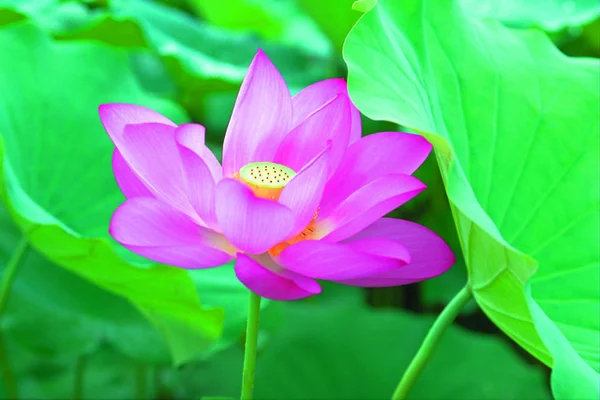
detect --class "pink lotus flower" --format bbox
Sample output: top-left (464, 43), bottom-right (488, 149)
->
top-left (99, 50), bottom-right (454, 300)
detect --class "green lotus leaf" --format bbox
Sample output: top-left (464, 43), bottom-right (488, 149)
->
top-left (460, 0), bottom-right (600, 31)
top-left (0, 22), bottom-right (224, 365)
top-left (344, 0), bottom-right (599, 396)
top-left (526, 283), bottom-right (600, 399)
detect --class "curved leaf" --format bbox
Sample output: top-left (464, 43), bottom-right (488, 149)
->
top-left (0, 22), bottom-right (223, 365)
top-left (344, 0), bottom-right (599, 396)
top-left (526, 284), bottom-right (600, 399)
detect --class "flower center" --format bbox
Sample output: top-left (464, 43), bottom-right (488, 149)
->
top-left (234, 162), bottom-right (317, 257)
top-left (237, 162), bottom-right (296, 201)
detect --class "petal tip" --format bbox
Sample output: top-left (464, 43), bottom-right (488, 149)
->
top-left (252, 48), bottom-right (272, 65)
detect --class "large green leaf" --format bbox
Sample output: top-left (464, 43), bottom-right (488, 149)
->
top-left (526, 284), bottom-right (600, 399)
top-left (173, 302), bottom-right (551, 399)
top-left (405, 154), bottom-right (475, 313)
top-left (460, 0), bottom-right (600, 31)
top-left (0, 22), bottom-right (224, 365)
top-left (344, 0), bottom-right (599, 396)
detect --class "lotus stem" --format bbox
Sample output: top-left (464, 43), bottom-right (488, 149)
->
top-left (73, 355), bottom-right (86, 400)
top-left (391, 283), bottom-right (472, 399)
top-left (0, 236), bottom-right (29, 399)
top-left (240, 290), bottom-right (262, 400)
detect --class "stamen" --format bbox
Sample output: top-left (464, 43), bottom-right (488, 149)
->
top-left (268, 210), bottom-right (319, 257)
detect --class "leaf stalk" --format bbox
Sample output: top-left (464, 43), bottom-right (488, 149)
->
top-left (391, 283), bottom-right (472, 399)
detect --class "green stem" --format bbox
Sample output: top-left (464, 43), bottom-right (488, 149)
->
top-left (135, 364), bottom-right (147, 400)
top-left (73, 355), bottom-right (86, 400)
top-left (0, 238), bottom-right (28, 316)
top-left (391, 284), bottom-right (472, 400)
top-left (0, 335), bottom-right (16, 399)
top-left (0, 237), bottom-right (28, 399)
top-left (240, 290), bottom-right (262, 400)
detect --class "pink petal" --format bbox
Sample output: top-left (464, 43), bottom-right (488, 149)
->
top-left (278, 147), bottom-right (329, 237)
top-left (335, 218), bottom-right (455, 286)
top-left (110, 197), bottom-right (234, 269)
top-left (112, 150), bottom-right (153, 198)
top-left (349, 237), bottom-right (411, 262)
top-left (222, 50), bottom-right (292, 177)
top-left (292, 78), bottom-right (361, 143)
top-left (175, 123), bottom-right (222, 182)
top-left (321, 132), bottom-right (432, 214)
top-left (278, 237), bottom-right (409, 280)
top-left (98, 103), bottom-right (176, 144)
top-left (215, 179), bottom-right (295, 254)
top-left (177, 144), bottom-right (218, 229)
top-left (120, 122), bottom-right (197, 219)
top-left (175, 122), bottom-right (206, 149)
top-left (274, 94), bottom-right (350, 173)
top-left (318, 174), bottom-right (426, 243)
top-left (235, 253), bottom-right (321, 300)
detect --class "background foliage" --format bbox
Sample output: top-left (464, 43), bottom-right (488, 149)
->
top-left (0, 0), bottom-right (597, 398)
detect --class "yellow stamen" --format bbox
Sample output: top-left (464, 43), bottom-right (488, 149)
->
top-left (268, 217), bottom-right (317, 257)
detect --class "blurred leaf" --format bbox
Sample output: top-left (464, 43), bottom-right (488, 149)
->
top-left (174, 302), bottom-right (551, 399)
top-left (186, 0), bottom-right (284, 38)
top-left (201, 398), bottom-right (235, 400)
top-left (0, 0), bottom-right (94, 33)
top-left (298, 0), bottom-right (360, 52)
top-left (189, 265), bottom-right (272, 356)
top-left (559, 18), bottom-right (600, 57)
top-left (128, 50), bottom-right (180, 98)
top-left (103, 0), bottom-right (334, 119)
top-left (0, 0), bottom-right (335, 121)
top-left (460, 0), bottom-right (600, 31)
top-left (0, 22), bottom-right (224, 365)
top-left (186, 0), bottom-right (330, 55)
top-left (345, 1), bottom-right (599, 398)
top-left (0, 8), bottom-right (23, 25)
top-left (0, 338), bottom-right (154, 399)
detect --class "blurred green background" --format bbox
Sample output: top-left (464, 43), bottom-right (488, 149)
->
top-left (0, 0), bottom-right (598, 398)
